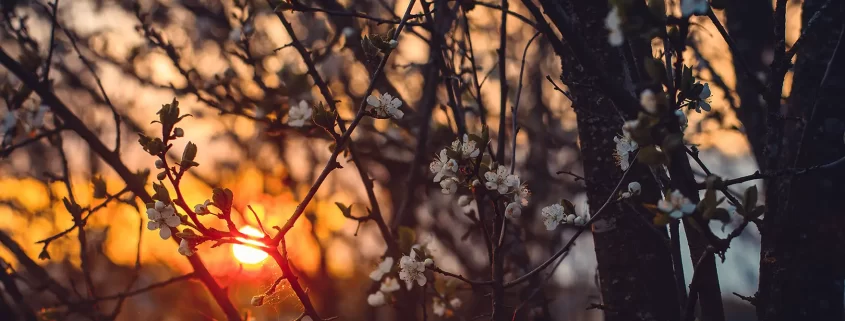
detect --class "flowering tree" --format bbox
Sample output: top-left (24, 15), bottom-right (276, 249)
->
top-left (1, 0), bottom-right (844, 320)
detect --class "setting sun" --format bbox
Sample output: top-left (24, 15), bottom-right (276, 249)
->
top-left (232, 226), bottom-right (269, 264)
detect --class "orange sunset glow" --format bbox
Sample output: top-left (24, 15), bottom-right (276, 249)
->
top-left (232, 226), bottom-right (269, 264)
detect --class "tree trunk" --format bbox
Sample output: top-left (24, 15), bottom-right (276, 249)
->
top-left (757, 0), bottom-right (845, 320)
top-left (725, 0), bottom-right (774, 163)
top-left (551, 1), bottom-right (682, 320)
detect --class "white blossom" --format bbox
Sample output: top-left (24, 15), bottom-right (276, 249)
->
top-left (388, 40), bottom-right (399, 49)
top-left (621, 181), bottom-right (642, 199)
top-left (398, 249), bottom-right (426, 290)
top-left (424, 258), bottom-right (434, 266)
top-left (450, 134), bottom-right (480, 159)
top-left (457, 195), bottom-right (472, 207)
top-left (694, 83), bottom-right (712, 113)
top-left (614, 132), bottom-right (638, 171)
top-left (433, 298), bottom-right (447, 316)
top-left (193, 199), bottom-right (212, 215)
top-left (565, 214), bottom-right (576, 225)
top-left (429, 149), bottom-right (458, 183)
top-left (541, 204), bottom-right (566, 230)
top-left (286, 100), bottom-right (313, 127)
top-left (178, 239), bottom-right (195, 256)
top-left (380, 277), bottom-right (401, 293)
top-left (605, 6), bottom-right (624, 46)
top-left (682, 0), bottom-right (709, 17)
top-left (676, 109), bottom-right (688, 131)
top-left (449, 297), bottom-right (462, 309)
top-left (366, 93), bottom-right (404, 120)
top-left (367, 291), bottom-right (386, 307)
top-left (658, 190), bottom-right (697, 218)
top-left (640, 89), bottom-right (657, 113)
top-left (369, 256), bottom-right (394, 281)
top-left (573, 215), bottom-right (586, 226)
top-left (146, 201), bottom-right (180, 239)
top-left (342, 27), bottom-right (355, 38)
top-left (484, 165), bottom-right (517, 194)
top-left (505, 202), bottom-right (522, 220)
top-left (440, 178), bottom-right (459, 195)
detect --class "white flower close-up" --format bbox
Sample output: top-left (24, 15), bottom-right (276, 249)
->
top-left (178, 239), bottom-right (194, 256)
top-left (286, 100), bottom-right (313, 127)
top-left (513, 182), bottom-right (531, 206)
top-left (541, 203), bottom-right (566, 230)
top-left (433, 298), bottom-right (447, 316)
top-left (484, 165), bottom-right (517, 194)
top-left (440, 177), bottom-right (459, 195)
top-left (366, 93), bottom-right (404, 119)
top-left (146, 201), bottom-right (180, 239)
top-left (451, 134), bottom-right (480, 159)
top-left (429, 149), bottom-right (458, 183)
top-left (605, 6), bottom-right (624, 46)
top-left (505, 202), bottom-right (522, 219)
top-left (369, 256), bottom-right (394, 281)
top-left (367, 291), bottom-right (386, 307)
top-left (658, 190), bottom-right (697, 218)
top-left (682, 0), bottom-right (709, 17)
top-left (398, 250), bottom-right (426, 290)
top-left (614, 132), bottom-right (638, 171)
top-left (640, 89), bottom-right (657, 113)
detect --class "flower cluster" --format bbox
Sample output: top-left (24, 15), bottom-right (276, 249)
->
top-left (658, 190), bottom-right (696, 219)
top-left (398, 246), bottom-right (429, 290)
top-left (146, 201), bottom-right (181, 239)
top-left (690, 82), bottom-right (711, 113)
top-left (366, 93), bottom-right (404, 120)
top-left (540, 202), bottom-right (589, 230)
top-left (367, 256), bottom-right (401, 307)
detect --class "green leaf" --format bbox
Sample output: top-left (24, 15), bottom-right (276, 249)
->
top-left (743, 185), bottom-right (758, 213)
top-left (637, 145), bottom-right (666, 165)
top-left (335, 202), bottom-right (353, 218)
top-left (182, 142), bottom-right (198, 162)
top-left (397, 226), bottom-right (416, 254)
top-left (560, 199), bottom-right (576, 215)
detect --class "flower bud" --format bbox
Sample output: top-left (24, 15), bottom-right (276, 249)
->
top-left (388, 40), bottom-right (399, 48)
top-left (457, 195), bottom-right (471, 207)
top-left (424, 258), bottom-right (434, 267)
top-left (155, 159), bottom-right (164, 169)
top-left (251, 295), bottom-right (265, 307)
top-left (173, 127), bottom-right (184, 137)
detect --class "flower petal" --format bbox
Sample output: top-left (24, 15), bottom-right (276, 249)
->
top-left (366, 95), bottom-right (381, 107)
top-left (159, 227), bottom-right (172, 239)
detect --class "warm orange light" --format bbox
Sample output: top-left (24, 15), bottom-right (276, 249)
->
top-left (232, 226), bottom-right (269, 264)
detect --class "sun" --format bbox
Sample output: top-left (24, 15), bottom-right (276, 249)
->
top-left (232, 226), bottom-right (269, 264)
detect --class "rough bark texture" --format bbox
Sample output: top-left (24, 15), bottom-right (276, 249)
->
top-left (553, 1), bottom-right (682, 320)
top-left (725, 0), bottom-right (774, 163)
top-left (757, 1), bottom-right (845, 320)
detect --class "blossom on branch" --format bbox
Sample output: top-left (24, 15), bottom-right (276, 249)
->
top-left (146, 201), bottom-right (180, 239)
top-left (658, 190), bottom-right (696, 218)
top-left (605, 6), bottom-right (624, 46)
top-left (369, 256), bottom-right (394, 281)
top-left (429, 149), bottom-right (458, 183)
top-left (194, 199), bottom-right (212, 215)
top-left (541, 204), bottom-right (566, 230)
top-left (398, 249), bottom-right (426, 290)
top-left (614, 132), bottom-right (638, 171)
top-left (286, 100), bottom-right (313, 127)
top-left (367, 291), bottom-right (386, 307)
top-left (366, 93), bottom-right (404, 120)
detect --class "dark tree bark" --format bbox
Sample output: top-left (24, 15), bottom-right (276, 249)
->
top-left (757, 1), bottom-right (845, 320)
top-left (546, 1), bottom-right (683, 320)
top-left (725, 0), bottom-right (774, 163)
